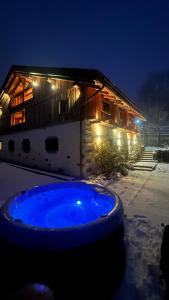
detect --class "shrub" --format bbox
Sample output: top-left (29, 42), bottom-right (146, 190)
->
top-left (129, 143), bottom-right (142, 162)
top-left (95, 142), bottom-right (128, 177)
top-left (119, 166), bottom-right (128, 176)
top-left (95, 142), bottom-right (118, 177)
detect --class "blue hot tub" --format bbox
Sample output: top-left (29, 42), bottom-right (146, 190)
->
top-left (0, 182), bottom-right (123, 250)
top-left (0, 182), bottom-right (125, 299)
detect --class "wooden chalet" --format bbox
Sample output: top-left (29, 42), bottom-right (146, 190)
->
top-left (0, 66), bottom-right (145, 177)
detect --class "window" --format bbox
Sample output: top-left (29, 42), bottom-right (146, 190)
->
top-left (22, 139), bottom-right (31, 153)
top-left (11, 110), bottom-right (25, 126)
top-left (102, 101), bottom-right (110, 114)
top-left (0, 141), bottom-right (3, 151)
top-left (45, 137), bottom-right (59, 152)
top-left (69, 86), bottom-right (80, 104)
top-left (24, 88), bottom-right (33, 102)
top-left (11, 94), bottom-right (24, 107)
top-left (59, 100), bottom-right (68, 114)
top-left (8, 140), bottom-right (14, 152)
top-left (11, 88), bottom-right (33, 107)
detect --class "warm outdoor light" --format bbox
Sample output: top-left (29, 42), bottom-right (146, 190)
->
top-left (51, 84), bottom-right (56, 90)
top-left (127, 133), bottom-right (131, 152)
top-left (113, 128), bottom-right (117, 135)
top-left (32, 80), bottom-right (39, 87)
top-left (116, 130), bottom-right (121, 148)
top-left (0, 106), bottom-right (2, 118)
top-left (95, 110), bottom-right (99, 119)
top-left (95, 124), bottom-right (102, 145)
top-left (133, 134), bottom-right (137, 144)
top-left (117, 139), bottom-right (121, 147)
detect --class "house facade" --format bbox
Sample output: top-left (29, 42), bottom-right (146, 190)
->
top-left (0, 66), bottom-right (145, 177)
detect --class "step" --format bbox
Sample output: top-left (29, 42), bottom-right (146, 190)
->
top-left (143, 151), bottom-right (154, 153)
top-left (140, 160), bottom-right (154, 162)
top-left (134, 166), bottom-right (154, 171)
top-left (141, 158), bottom-right (154, 160)
top-left (134, 162), bottom-right (157, 170)
top-left (134, 164), bottom-right (154, 169)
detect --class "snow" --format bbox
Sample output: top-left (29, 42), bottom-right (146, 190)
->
top-left (0, 162), bottom-right (62, 207)
top-left (89, 164), bottom-right (169, 299)
top-left (146, 146), bottom-right (169, 151)
top-left (113, 216), bottom-right (164, 300)
top-left (1, 161), bottom-right (169, 299)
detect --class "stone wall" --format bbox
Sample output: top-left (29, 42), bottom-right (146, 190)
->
top-left (81, 119), bottom-right (141, 178)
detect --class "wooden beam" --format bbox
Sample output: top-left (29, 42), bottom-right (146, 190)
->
top-left (87, 84), bottom-right (101, 89)
top-left (100, 91), bottom-right (109, 95)
top-left (12, 79), bottom-right (22, 95)
top-left (14, 85), bottom-right (32, 98)
top-left (6, 75), bottom-right (18, 94)
top-left (103, 95), bottom-right (116, 99)
top-left (5, 73), bottom-right (15, 90)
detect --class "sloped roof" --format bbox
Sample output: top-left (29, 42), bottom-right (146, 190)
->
top-left (0, 65), bottom-right (145, 119)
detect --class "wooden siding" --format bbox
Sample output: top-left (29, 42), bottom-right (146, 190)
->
top-left (0, 72), bottom-right (139, 134)
top-left (0, 74), bottom-right (82, 133)
top-left (85, 86), bottom-right (138, 132)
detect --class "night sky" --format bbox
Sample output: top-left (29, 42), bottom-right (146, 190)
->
top-left (0, 0), bottom-right (169, 102)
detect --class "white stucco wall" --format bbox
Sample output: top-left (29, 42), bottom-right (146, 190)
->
top-left (0, 121), bottom-right (81, 177)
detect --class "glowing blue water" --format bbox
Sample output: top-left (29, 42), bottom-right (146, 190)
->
top-left (8, 182), bottom-right (116, 229)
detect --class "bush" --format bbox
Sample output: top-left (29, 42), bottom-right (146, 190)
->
top-left (95, 142), bottom-right (118, 177)
top-left (119, 166), bottom-right (128, 176)
top-left (95, 139), bottom-right (143, 178)
top-left (95, 142), bottom-right (128, 177)
top-left (129, 143), bottom-right (142, 162)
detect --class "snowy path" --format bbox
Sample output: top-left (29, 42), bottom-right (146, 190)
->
top-left (92, 164), bottom-right (169, 300)
top-left (130, 164), bottom-right (169, 220)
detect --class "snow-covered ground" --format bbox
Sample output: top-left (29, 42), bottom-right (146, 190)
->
top-left (90, 164), bottom-right (169, 299)
top-left (145, 146), bottom-right (169, 151)
top-left (0, 162), bottom-right (63, 207)
top-left (0, 162), bottom-right (169, 299)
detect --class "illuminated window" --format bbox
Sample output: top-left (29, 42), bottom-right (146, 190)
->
top-left (45, 137), bottom-right (59, 152)
top-left (11, 94), bottom-right (23, 107)
top-left (24, 88), bottom-right (33, 102)
top-left (11, 88), bottom-right (33, 107)
top-left (69, 86), bottom-right (80, 104)
top-left (0, 141), bottom-right (3, 151)
top-left (22, 139), bottom-right (31, 153)
top-left (11, 110), bottom-right (25, 126)
top-left (8, 140), bottom-right (14, 152)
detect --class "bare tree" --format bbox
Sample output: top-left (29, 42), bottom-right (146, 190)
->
top-left (139, 72), bottom-right (169, 146)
